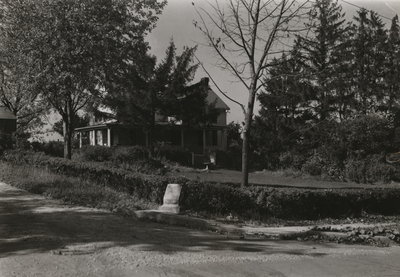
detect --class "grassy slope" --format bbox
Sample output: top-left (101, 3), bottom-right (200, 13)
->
top-left (0, 162), bottom-right (157, 214)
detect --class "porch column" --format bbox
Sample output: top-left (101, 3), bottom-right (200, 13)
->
top-left (107, 128), bottom-right (111, 147)
top-left (202, 128), bottom-right (206, 154)
top-left (79, 132), bottom-right (82, 148)
top-left (90, 130), bottom-right (95, 146)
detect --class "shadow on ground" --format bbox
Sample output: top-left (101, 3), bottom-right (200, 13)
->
top-left (0, 185), bottom-right (332, 259)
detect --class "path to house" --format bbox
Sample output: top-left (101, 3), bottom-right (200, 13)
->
top-left (1, 182), bottom-right (400, 277)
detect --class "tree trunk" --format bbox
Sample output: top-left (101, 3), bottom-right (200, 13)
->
top-left (63, 120), bottom-right (73, 159)
top-left (241, 124), bottom-right (250, 187)
top-left (241, 88), bottom-right (257, 187)
top-left (62, 104), bottom-right (74, 160)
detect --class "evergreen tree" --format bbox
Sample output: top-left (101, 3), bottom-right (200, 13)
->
top-left (104, 40), bottom-right (216, 151)
top-left (350, 9), bottom-right (388, 114)
top-left (384, 15), bottom-right (400, 116)
top-left (254, 41), bottom-right (311, 167)
top-left (299, 0), bottom-right (350, 121)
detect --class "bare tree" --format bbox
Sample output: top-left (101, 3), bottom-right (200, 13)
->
top-left (194, 0), bottom-right (311, 186)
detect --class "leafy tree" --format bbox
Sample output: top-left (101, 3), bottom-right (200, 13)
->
top-left (0, 1), bottom-right (47, 132)
top-left (53, 114), bottom-right (90, 137)
top-left (226, 122), bottom-right (242, 149)
top-left (0, 0), bottom-right (165, 159)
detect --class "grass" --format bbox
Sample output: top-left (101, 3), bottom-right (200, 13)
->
top-left (169, 168), bottom-right (400, 189)
top-left (0, 162), bottom-right (157, 214)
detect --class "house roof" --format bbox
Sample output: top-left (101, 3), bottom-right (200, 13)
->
top-left (185, 77), bottom-right (230, 110)
top-left (206, 88), bottom-right (230, 110)
top-left (0, 106), bottom-right (16, 120)
top-left (75, 119), bottom-right (118, 131)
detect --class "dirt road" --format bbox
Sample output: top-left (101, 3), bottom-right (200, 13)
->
top-left (1, 181), bottom-right (400, 277)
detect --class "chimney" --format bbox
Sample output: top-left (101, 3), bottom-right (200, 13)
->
top-left (201, 77), bottom-right (209, 87)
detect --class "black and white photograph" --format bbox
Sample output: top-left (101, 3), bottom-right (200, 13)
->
top-left (0, 0), bottom-right (400, 276)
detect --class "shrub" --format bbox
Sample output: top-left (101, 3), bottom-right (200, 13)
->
top-left (4, 150), bottom-right (400, 220)
top-left (2, 149), bottom-right (169, 203)
top-left (31, 141), bottom-right (64, 157)
top-left (179, 180), bottom-right (256, 216)
top-left (114, 158), bottom-right (166, 175)
top-left (0, 133), bottom-right (13, 154)
top-left (0, 163), bottom-right (157, 213)
top-left (111, 146), bottom-right (149, 163)
top-left (216, 149), bottom-right (242, 170)
top-left (79, 145), bottom-right (113, 162)
top-left (341, 115), bottom-right (394, 157)
top-left (278, 151), bottom-right (306, 170)
top-left (345, 155), bottom-right (400, 183)
top-left (301, 153), bottom-right (324, 176)
top-left (156, 147), bottom-right (192, 166)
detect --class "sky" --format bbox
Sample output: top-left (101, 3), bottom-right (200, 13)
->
top-left (146, 0), bottom-right (400, 124)
top-left (39, 0), bottom-right (400, 141)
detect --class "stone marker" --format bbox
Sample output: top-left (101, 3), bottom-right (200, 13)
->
top-left (159, 183), bottom-right (182, 214)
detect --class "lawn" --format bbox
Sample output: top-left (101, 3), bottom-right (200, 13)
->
top-left (170, 168), bottom-right (400, 189)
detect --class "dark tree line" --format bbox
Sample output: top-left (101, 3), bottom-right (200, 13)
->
top-left (251, 0), bottom-right (400, 181)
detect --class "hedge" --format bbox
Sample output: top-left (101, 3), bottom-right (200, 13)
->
top-left (3, 150), bottom-right (400, 220)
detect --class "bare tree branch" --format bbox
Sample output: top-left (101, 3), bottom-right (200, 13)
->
top-left (193, 0), bottom-right (312, 186)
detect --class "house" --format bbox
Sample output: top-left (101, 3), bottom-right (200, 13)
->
top-left (75, 78), bottom-right (230, 155)
top-left (0, 106), bottom-right (17, 134)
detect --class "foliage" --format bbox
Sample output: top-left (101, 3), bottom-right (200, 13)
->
top-left (53, 114), bottom-right (90, 137)
top-left (155, 147), bottom-right (192, 166)
top-left (0, 1), bottom-right (47, 132)
top-left (216, 150), bottom-right (242, 171)
top-left (344, 156), bottom-right (400, 184)
top-left (0, 163), bottom-right (157, 214)
top-left (350, 9), bottom-right (388, 114)
top-left (78, 145), bottom-right (114, 162)
top-left (111, 146), bottom-right (150, 163)
top-left (298, 0), bottom-right (351, 121)
top-left (5, 149), bottom-right (400, 220)
top-left (0, 133), bottom-right (13, 154)
top-left (252, 0), bottom-right (400, 181)
top-left (2, 150), bottom-right (171, 203)
top-left (74, 145), bottom-right (164, 174)
top-left (0, 0), bottom-right (166, 158)
top-left (31, 141), bottom-right (64, 157)
top-left (104, 40), bottom-right (214, 133)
